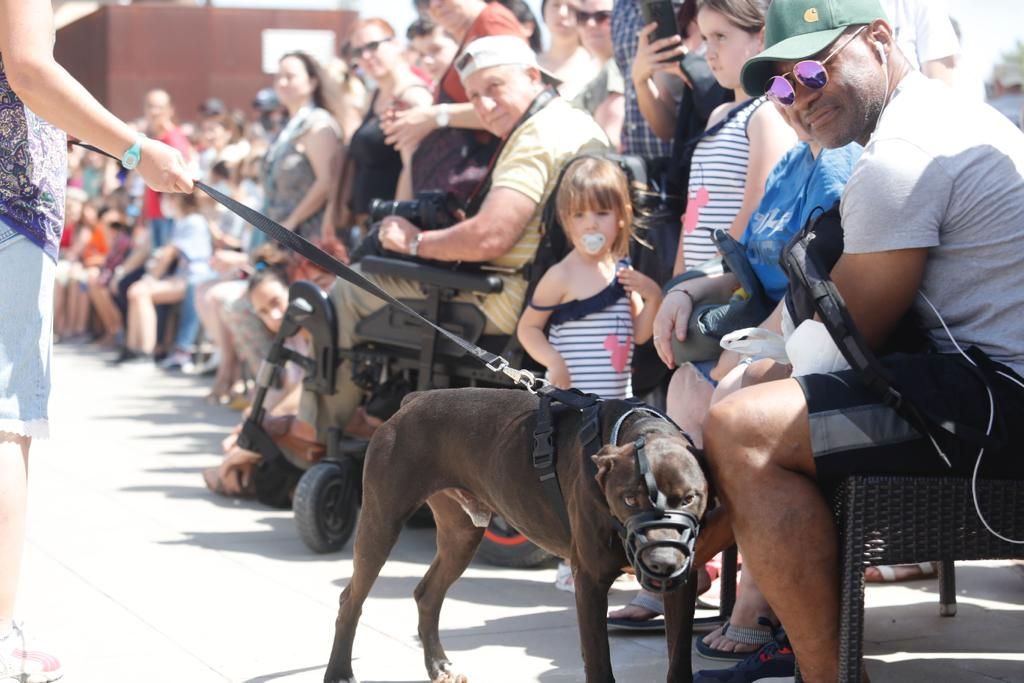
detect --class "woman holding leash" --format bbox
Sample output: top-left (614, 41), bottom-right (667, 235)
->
top-left (0, 2), bottom-right (191, 678)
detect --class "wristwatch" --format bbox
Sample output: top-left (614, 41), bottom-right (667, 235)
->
top-left (409, 232), bottom-right (423, 258)
top-left (121, 133), bottom-right (147, 170)
top-left (435, 103), bottom-right (450, 128)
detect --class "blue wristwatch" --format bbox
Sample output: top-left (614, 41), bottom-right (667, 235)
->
top-left (120, 133), bottom-right (146, 170)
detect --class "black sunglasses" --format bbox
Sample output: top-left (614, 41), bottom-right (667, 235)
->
top-left (572, 8), bottom-right (612, 24)
top-left (351, 38), bottom-right (390, 58)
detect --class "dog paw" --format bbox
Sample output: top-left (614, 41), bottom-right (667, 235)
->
top-left (431, 664), bottom-right (468, 683)
top-left (432, 674), bottom-right (467, 683)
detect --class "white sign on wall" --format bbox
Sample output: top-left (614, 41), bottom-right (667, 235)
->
top-left (261, 29), bottom-right (337, 74)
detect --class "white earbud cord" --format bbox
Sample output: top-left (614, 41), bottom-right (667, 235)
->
top-left (919, 292), bottom-right (1024, 544)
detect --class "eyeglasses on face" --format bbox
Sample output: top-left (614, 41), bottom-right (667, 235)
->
top-left (572, 8), bottom-right (613, 25)
top-left (765, 25), bottom-right (867, 107)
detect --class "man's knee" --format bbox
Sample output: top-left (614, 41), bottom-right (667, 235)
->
top-left (703, 393), bottom-right (777, 494)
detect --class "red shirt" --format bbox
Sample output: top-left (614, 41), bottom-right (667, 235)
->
top-left (438, 3), bottom-right (523, 105)
top-left (142, 126), bottom-right (192, 220)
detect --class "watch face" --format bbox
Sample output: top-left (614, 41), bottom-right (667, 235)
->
top-left (123, 150), bottom-right (141, 170)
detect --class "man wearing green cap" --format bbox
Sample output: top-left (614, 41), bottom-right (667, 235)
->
top-left (686, 1), bottom-right (1024, 681)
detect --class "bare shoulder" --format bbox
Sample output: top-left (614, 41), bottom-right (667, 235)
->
top-left (530, 259), bottom-right (576, 306)
top-left (706, 101), bottom-right (736, 129)
top-left (747, 101), bottom-right (789, 136)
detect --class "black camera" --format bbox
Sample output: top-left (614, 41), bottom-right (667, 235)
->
top-left (368, 191), bottom-right (460, 231)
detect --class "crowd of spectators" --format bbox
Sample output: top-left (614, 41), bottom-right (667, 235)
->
top-left (52, 1), bottom-right (1024, 681)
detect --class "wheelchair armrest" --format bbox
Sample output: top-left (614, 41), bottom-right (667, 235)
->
top-left (359, 255), bottom-right (504, 294)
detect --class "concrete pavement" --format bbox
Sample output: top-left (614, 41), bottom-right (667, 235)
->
top-left (16, 345), bottom-right (1024, 682)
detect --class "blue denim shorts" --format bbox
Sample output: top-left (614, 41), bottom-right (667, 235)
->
top-left (0, 226), bottom-right (56, 439)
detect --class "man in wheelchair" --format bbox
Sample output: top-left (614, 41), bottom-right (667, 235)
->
top-left (285, 35), bottom-right (610, 453)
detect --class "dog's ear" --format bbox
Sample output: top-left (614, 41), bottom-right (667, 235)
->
top-left (592, 443), bottom-right (631, 494)
top-left (591, 452), bottom-right (615, 494)
top-left (690, 446), bottom-right (717, 511)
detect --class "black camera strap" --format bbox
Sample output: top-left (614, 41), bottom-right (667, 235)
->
top-left (464, 87), bottom-right (558, 215)
top-left (73, 140), bottom-right (556, 396)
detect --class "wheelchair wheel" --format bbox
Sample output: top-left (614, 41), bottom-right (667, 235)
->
top-left (477, 515), bottom-right (553, 568)
top-left (294, 460), bottom-right (360, 554)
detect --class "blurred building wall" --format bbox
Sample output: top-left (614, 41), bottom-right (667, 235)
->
top-left (55, 4), bottom-right (357, 123)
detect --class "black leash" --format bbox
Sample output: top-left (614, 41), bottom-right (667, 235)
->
top-left (73, 141), bottom-right (555, 397)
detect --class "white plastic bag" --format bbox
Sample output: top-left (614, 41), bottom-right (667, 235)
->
top-left (785, 319), bottom-right (851, 377)
top-left (719, 327), bottom-right (789, 364)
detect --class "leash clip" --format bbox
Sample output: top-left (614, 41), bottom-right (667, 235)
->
top-left (503, 366), bottom-right (550, 395)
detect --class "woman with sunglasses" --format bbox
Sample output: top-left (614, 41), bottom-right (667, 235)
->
top-left (570, 0), bottom-right (624, 149)
top-left (323, 19), bottom-right (433, 238)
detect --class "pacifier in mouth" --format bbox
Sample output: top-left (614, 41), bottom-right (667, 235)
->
top-left (580, 233), bottom-right (607, 255)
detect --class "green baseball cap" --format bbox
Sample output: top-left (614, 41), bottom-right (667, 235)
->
top-left (740, 0), bottom-right (887, 97)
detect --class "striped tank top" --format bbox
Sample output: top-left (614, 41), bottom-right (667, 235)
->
top-left (536, 263), bottom-right (634, 399)
top-left (682, 97), bottom-right (766, 271)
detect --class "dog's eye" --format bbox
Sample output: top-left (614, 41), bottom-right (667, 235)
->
top-left (683, 493), bottom-right (696, 506)
top-left (623, 494), bottom-right (639, 508)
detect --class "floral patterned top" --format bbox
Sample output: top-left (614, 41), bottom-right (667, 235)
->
top-left (0, 53), bottom-right (67, 262)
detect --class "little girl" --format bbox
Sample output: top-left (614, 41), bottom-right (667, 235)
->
top-left (517, 156), bottom-right (662, 400)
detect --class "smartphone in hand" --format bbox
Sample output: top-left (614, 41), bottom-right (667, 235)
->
top-left (639, 0), bottom-right (681, 46)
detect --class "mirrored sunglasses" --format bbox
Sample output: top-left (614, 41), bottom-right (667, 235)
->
top-left (765, 26), bottom-right (867, 107)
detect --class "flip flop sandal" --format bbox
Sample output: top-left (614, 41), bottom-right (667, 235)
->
top-left (694, 620), bottom-right (775, 661)
top-left (866, 562), bottom-right (938, 583)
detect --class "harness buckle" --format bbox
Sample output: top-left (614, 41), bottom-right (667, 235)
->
top-left (532, 426), bottom-right (555, 470)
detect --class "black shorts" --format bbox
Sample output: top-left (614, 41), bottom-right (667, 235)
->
top-left (796, 352), bottom-right (1024, 489)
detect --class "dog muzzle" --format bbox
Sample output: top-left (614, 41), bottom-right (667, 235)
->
top-left (620, 508), bottom-right (699, 593)
top-left (614, 435), bottom-right (701, 593)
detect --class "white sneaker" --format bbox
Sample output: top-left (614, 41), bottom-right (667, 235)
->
top-left (0, 622), bottom-right (63, 682)
top-left (182, 350), bottom-right (220, 376)
top-left (554, 561), bottom-right (575, 593)
top-left (158, 350), bottom-right (192, 371)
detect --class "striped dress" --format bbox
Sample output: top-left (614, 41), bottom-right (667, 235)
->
top-left (682, 98), bottom-right (767, 270)
top-left (535, 264), bottom-right (635, 399)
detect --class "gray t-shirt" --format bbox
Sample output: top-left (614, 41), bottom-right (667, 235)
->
top-left (842, 72), bottom-right (1024, 374)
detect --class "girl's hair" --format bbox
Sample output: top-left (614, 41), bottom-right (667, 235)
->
top-left (556, 157), bottom-right (635, 259)
top-left (697, 0), bottom-right (769, 33)
top-left (247, 263), bottom-right (289, 296)
top-left (280, 51), bottom-right (329, 111)
top-left (353, 17), bottom-right (397, 38)
top-left (247, 243), bottom-right (291, 295)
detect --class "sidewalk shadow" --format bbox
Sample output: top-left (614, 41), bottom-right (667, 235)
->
top-left (331, 572), bottom-right (574, 610)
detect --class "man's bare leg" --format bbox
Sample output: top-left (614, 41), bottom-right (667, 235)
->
top-left (703, 378), bottom-right (841, 683)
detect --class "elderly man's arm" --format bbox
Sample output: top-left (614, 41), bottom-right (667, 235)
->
top-left (379, 187), bottom-right (536, 262)
top-left (830, 247), bottom-right (927, 350)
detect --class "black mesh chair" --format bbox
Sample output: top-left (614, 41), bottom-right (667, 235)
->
top-left (779, 474), bottom-right (1024, 683)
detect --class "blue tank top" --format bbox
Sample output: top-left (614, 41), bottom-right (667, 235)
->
top-left (0, 53), bottom-right (68, 262)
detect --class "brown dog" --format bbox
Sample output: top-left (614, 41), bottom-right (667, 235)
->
top-left (323, 387), bottom-right (709, 683)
